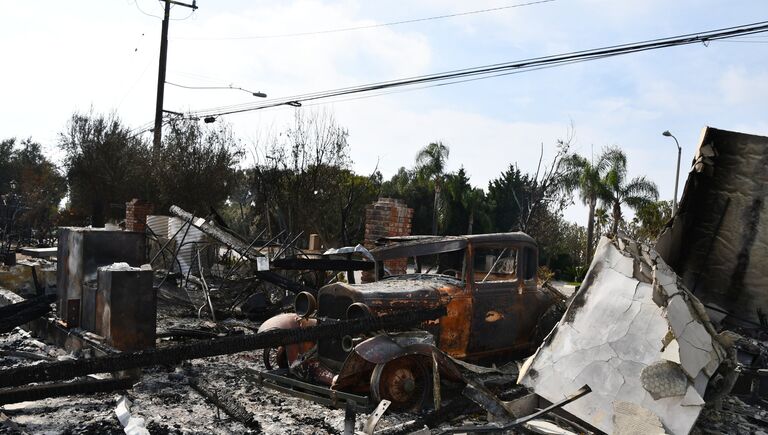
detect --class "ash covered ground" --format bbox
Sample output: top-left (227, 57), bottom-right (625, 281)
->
top-left (1, 285), bottom-right (767, 434)
top-left (0, 292), bottom-right (422, 435)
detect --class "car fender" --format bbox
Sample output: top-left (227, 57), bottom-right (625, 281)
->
top-left (257, 313), bottom-right (317, 364)
top-left (332, 333), bottom-right (463, 391)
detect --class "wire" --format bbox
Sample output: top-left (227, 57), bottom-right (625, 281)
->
top-left (133, 0), bottom-right (163, 19)
top-left (117, 53), bottom-right (158, 110)
top-left (171, 8), bottom-right (196, 21)
top-left (165, 81), bottom-right (265, 96)
top-left (180, 20), bottom-right (768, 119)
top-left (171, 0), bottom-right (555, 41)
top-left (134, 0), bottom-right (196, 21)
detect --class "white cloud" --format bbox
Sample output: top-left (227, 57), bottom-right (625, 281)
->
top-left (719, 66), bottom-right (768, 105)
top-left (2, 0), bottom-right (768, 231)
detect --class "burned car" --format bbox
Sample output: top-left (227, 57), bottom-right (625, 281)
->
top-left (256, 232), bottom-right (561, 411)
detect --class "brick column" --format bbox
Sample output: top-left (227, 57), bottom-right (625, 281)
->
top-left (362, 198), bottom-right (413, 282)
top-left (125, 199), bottom-right (153, 233)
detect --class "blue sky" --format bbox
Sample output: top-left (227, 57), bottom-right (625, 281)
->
top-left (2, 0), bottom-right (767, 225)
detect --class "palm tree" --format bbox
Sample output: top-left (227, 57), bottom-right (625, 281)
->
top-left (416, 141), bottom-right (450, 235)
top-left (462, 187), bottom-right (485, 234)
top-left (601, 148), bottom-right (659, 235)
top-left (593, 207), bottom-right (610, 248)
top-left (562, 150), bottom-right (613, 265)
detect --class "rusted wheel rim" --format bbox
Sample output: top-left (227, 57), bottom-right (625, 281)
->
top-left (370, 356), bottom-right (431, 411)
top-left (262, 347), bottom-right (285, 370)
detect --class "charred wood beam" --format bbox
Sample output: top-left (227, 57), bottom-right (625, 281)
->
top-left (0, 294), bottom-right (54, 318)
top-left (0, 376), bottom-right (135, 405)
top-left (271, 258), bottom-right (374, 271)
top-left (156, 328), bottom-right (223, 340)
top-left (0, 307), bottom-right (446, 389)
top-left (189, 377), bottom-right (261, 431)
top-left (0, 350), bottom-right (53, 361)
top-left (0, 303), bottom-right (53, 334)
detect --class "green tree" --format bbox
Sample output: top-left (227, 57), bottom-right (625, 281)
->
top-left (626, 200), bottom-right (672, 243)
top-left (380, 167), bottom-right (434, 235)
top-left (59, 111), bottom-right (153, 226)
top-left (0, 138), bottom-right (66, 243)
top-left (593, 207), bottom-right (611, 249)
top-left (562, 147), bottom-right (621, 265)
top-left (156, 117), bottom-right (243, 214)
top-left (442, 168), bottom-right (491, 235)
top-left (415, 141), bottom-right (450, 235)
top-left (486, 165), bottom-right (527, 232)
top-left (239, 109), bottom-right (378, 247)
top-left (601, 148), bottom-right (659, 235)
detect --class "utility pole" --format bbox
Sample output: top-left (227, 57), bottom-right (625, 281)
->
top-left (153, 0), bottom-right (198, 150)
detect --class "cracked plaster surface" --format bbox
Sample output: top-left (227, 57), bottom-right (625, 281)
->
top-left (519, 236), bottom-right (725, 435)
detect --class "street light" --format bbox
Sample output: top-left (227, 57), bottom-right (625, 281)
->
top-left (662, 130), bottom-right (681, 216)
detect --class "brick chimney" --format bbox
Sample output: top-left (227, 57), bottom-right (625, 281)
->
top-left (362, 198), bottom-right (413, 282)
top-left (125, 199), bottom-right (154, 233)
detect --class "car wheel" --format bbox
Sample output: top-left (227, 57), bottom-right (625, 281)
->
top-left (262, 346), bottom-right (286, 370)
top-left (370, 356), bottom-right (432, 412)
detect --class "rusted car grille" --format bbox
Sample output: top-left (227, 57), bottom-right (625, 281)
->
top-left (317, 294), bottom-right (353, 368)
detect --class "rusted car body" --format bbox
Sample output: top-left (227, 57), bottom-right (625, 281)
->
top-left (258, 232), bottom-right (558, 410)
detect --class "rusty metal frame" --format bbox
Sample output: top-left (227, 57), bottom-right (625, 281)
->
top-left (438, 385), bottom-right (592, 434)
top-left (249, 368), bottom-right (373, 413)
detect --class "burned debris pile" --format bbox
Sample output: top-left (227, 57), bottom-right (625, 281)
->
top-left (0, 127), bottom-right (767, 434)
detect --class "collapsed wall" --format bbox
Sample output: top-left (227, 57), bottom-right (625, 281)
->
top-left (519, 236), bottom-right (732, 435)
top-left (656, 126), bottom-right (768, 325)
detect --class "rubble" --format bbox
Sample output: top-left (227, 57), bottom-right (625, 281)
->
top-left (115, 395), bottom-right (150, 435)
top-left (519, 235), bottom-right (732, 434)
top-left (0, 258), bottom-right (56, 297)
top-left (2, 187), bottom-right (768, 434)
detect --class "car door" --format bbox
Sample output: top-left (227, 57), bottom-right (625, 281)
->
top-left (466, 244), bottom-right (540, 358)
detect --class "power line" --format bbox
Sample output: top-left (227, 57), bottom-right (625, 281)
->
top-left (180, 20), bottom-right (768, 119)
top-left (133, 0), bottom-right (163, 19)
top-left (133, 0), bottom-right (196, 21)
top-left (171, 0), bottom-right (555, 41)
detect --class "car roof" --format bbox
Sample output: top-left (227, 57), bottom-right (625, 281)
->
top-left (371, 232), bottom-right (536, 261)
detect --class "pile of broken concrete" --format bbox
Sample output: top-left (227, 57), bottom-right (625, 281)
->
top-left (519, 235), bottom-right (738, 435)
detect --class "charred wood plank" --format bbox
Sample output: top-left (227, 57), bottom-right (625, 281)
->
top-left (0, 303), bottom-right (53, 334)
top-left (0, 376), bottom-right (135, 405)
top-left (0, 350), bottom-right (53, 361)
top-left (0, 307), bottom-right (446, 388)
top-left (189, 377), bottom-right (260, 431)
top-left (0, 294), bottom-right (54, 318)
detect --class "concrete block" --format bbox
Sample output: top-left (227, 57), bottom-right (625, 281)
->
top-left (97, 263), bottom-right (156, 351)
